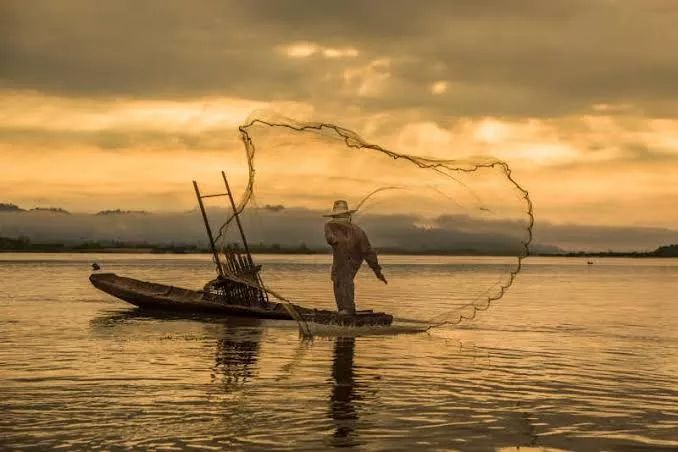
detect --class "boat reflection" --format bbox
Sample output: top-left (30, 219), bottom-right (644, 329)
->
top-left (91, 308), bottom-right (265, 391)
top-left (89, 306), bottom-right (253, 326)
top-left (212, 325), bottom-right (262, 389)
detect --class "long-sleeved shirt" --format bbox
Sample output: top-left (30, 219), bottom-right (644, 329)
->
top-left (325, 221), bottom-right (381, 281)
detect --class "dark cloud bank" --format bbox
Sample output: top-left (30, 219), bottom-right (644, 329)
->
top-left (3, 0), bottom-right (678, 117)
top-left (1, 207), bottom-right (676, 253)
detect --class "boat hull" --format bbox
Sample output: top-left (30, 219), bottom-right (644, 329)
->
top-left (89, 273), bottom-right (393, 326)
top-left (89, 273), bottom-right (293, 319)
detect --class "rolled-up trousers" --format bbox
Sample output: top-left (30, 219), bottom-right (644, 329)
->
top-left (332, 276), bottom-right (355, 314)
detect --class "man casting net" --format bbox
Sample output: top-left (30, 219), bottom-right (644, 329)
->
top-left (213, 112), bottom-right (533, 332)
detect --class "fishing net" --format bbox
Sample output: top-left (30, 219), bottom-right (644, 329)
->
top-left (214, 112), bottom-right (533, 334)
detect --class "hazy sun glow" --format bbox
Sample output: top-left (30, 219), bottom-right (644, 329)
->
top-left (282, 42), bottom-right (359, 59)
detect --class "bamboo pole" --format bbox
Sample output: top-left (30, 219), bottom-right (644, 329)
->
top-left (221, 171), bottom-right (253, 265)
top-left (193, 180), bottom-right (224, 277)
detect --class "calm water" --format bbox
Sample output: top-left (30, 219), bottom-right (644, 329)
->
top-left (1, 254), bottom-right (677, 450)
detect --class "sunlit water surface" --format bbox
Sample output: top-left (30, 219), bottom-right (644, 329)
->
top-left (1, 254), bottom-right (677, 450)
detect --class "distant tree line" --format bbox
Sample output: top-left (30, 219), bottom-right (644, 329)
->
top-left (535, 244), bottom-right (678, 258)
top-left (31, 207), bottom-right (70, 214)
top-left (222, 241), bottom-right (316, 254)
top-left (652, 244), bottom-right (678, 257)
top-left (94, 209), bottom-right (149, 215)
top-left (0, 236), bottom-right (196, 253)
top-left (0, 236), bottom-right (65, 251)
top-left (0, 236), bottom-right (318, 254)
top-left (2, 234), bottom-right (678, 256)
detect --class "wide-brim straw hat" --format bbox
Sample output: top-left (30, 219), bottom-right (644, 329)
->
top-left (322, 200), bottom-right (357, 217)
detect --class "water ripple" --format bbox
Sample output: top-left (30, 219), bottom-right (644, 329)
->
top-left (1, 255), bottom-right (677, 449)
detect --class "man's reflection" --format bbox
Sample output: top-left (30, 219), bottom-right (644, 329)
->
top-left (329, 337), bottom-right (360, 446)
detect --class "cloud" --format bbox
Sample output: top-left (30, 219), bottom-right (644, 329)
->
top-left (280, 42), bottom-right (359, 59)
top-left (3, 0), bottom-right (678, 117)
top-left (1, 90), bottom-right (678, 227)
top-left (342, 58), bottom-right (392, 97)
top-left (430, 81), bottom-right (448, 95)
top-left (2, 1), bottom-right (678, 236)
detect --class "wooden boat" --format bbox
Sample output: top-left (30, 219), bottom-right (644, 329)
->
top-left (89, 272), bottom-right (393, 327)
top-left (88, 171), bottom-right (393, 329)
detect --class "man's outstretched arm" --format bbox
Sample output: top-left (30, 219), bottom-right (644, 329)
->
top-left (360, 229), bottom-right (387, 284)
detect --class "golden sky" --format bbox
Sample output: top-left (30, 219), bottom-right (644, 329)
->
top-left (2, 0), bottom-right (678, 229)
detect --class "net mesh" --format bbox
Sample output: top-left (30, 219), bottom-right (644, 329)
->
top-left (214, 112), bottom-right (533, 333)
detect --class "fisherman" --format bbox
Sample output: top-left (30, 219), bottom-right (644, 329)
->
top-left (324, 200), bottom-right (387, 315)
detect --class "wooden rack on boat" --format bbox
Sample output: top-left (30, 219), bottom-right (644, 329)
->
top-left (193, 171), bottom-right (268, 307)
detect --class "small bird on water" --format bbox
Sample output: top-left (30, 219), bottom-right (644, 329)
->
top-left (91, 263), bottom-right (101, 271)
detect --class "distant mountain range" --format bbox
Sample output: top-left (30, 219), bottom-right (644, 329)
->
top-left (1, 203), bottom-right (71, 214)
top-left (1, 203), bottom-right (149, 216)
